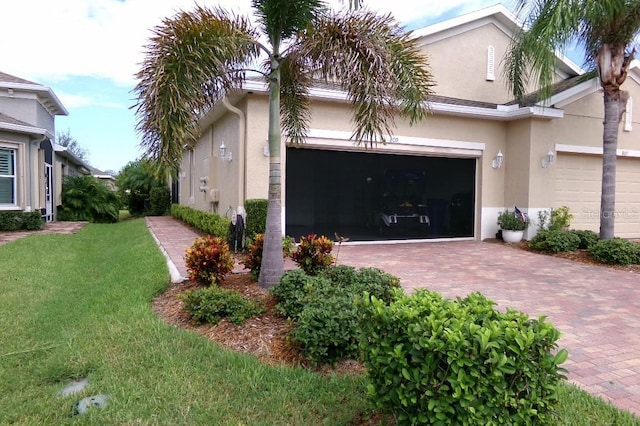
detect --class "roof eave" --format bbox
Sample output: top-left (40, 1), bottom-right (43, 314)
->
top-left (0, 121), bottom-right (53, 138)
top-left (0, 81), bottom-right (69, 116)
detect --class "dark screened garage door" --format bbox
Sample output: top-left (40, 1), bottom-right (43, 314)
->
top-left (286, 147), bottom-right (476, 241)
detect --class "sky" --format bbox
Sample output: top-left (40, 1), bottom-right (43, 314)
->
top-left (0, 0), bottom-right (515, 174)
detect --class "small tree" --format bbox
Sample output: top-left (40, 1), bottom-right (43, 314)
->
top-left (56, 129), bottom-right (89, 161)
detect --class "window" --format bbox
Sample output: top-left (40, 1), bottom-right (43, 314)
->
top-left (0, 148), bottom-right (16, 205)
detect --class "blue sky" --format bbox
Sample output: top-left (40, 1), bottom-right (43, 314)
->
top-left (1, 0), bottom-right (515, 173)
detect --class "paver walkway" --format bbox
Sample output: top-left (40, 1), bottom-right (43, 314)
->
top-left (0, 221), bottom-right (87, 246)
top-left (146, 216), bottom-right (640, 416)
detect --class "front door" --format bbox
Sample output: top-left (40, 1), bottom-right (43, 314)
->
top-left (44, 163), bottom-right (53, 222)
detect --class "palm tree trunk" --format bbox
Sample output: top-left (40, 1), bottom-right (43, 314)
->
top-left (259, 56), bottom-right (285, 288)
top-left (599, 90), bottom-right (626, 240)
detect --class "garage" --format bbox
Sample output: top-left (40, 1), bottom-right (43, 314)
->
top-left (285, 147), bottom-right (476, 241)
top-left (555, 154), bottom-right (640, 238)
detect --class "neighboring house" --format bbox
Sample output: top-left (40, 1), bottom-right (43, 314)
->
top-left (179, 4), bottom-right (640, 241)
top-left (0, 71), bottom-right (68, 222)
top-left (90, 166), bottom-right (117, 191)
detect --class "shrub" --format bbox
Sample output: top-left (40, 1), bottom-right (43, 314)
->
top-left (588, 238), bottom-right (640, 265)
top-left (244, 199), bottom-right (268, 241)
top-left (291, 234), bottom-right (334, 275)
top-left (528, 230), bottom-right (580, 253)
top-left (180, 287), bottom-right (265, 325)
top-left (272, 266), bottom-right (402, 364)
top-left (23, 211), bottom-right (44, 230)
top-left (569, 229), bottom-right (599, 249)
top-left (319, 266), bottom-right (400, 304)
top-left (358, 290), bottom-right (568, 425)
top-left (292, 284), bottom-right (360, 364)
top-left (185, 235), bottom-right (235, 286)
top-left (0, 211), bottom-right (43, 231)
top-left (270, 269), bottom-right (317, 319)
top-left (149, 186), bottom-right (171, 216)
top-left (58, 175), bottom-right (119, 223)
top-left (549, 206), bottom-right (573, 231)
top-left (241, 233), bottom-right (294, 280)
top-left (171, 204), bottom-right (230, 238)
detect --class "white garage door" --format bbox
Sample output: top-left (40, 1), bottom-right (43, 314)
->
top-left (555, 154), bottom-right (640, 238)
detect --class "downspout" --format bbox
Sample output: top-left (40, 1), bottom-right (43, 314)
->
top-left (221, 97), bottom-right (247, 216)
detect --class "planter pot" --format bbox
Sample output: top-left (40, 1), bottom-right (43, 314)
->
top-left (502, 230), bottom-right (524, 243)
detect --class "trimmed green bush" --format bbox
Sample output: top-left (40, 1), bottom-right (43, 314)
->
top-left (0, 211), bottom-right (44, 231)
top-left (170, 204), bottom-right (230, 238)
top-left (244, 199), bottom-right (267, 240)
top-left (568, 229), bottom-right (599, 249)
top-left (358, 290), bottom-right (568, 425)
top-left (180, 286), bottom-right (265, 325)
top-left (149, 186), bottom-right (171, 216)
top-left (528, 229), bottom-right (581, 253)
top-left (588, 238), bottom-right (640, 265)
top-left (272, 266), bottom-right (402, 365)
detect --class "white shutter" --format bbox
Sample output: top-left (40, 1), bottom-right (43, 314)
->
top-left (486, 46), bottom-right (496, 81)
top-left (0, 149), bottom-right (11, 175)
top-left (0, 149), bottom-right (15, 204)
top-left (624, 97), bottom-right (633, 132)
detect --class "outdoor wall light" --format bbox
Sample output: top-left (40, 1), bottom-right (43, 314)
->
top-left (492, 150), bottom-right (504, 169)
top-left (219, 141), bottom-right (233, 162)
top-left (541, 150), bottom-right (555, 168)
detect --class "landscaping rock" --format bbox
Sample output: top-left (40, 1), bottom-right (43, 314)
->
top-left (75, 394), bottom-right (109, 415)
top-left (58, 378), bottom-right (88, 397)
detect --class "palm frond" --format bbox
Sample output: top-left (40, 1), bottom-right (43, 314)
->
top-left (132, 6), bottom-right (260, 169)
top-left (252, 0), bottom-right (327, 44)
top-left (294, 11), bottom-right (434, 145)
top-left (279, 55), bottom-right (312, 145)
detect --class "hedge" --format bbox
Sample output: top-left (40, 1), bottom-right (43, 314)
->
top-left (170, 204), bottom-right (230, 238)
top-left (244, 199), bottom-right (267, 241)
top-left (0, 211), bottom-right (44, 231)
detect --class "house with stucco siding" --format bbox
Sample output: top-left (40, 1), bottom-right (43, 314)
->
top-left (177, 4), bottom-right (640, 241)
top-left (0, 71), bottom-right (68, 222)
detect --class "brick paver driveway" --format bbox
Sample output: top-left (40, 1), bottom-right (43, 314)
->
top-left (337, 241), bottom-right (640, 415)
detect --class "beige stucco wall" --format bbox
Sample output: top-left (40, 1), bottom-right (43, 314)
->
top-left (419, 23), bottom-right (514, 104)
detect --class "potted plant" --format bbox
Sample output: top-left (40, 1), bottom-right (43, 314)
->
top-left (497, 208), bottom-right (529, 243)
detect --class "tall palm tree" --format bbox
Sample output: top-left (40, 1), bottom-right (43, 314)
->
top-left (133, 0), bottom-right (434, 288)
top-left (504, 0), bottom-right (640, 240)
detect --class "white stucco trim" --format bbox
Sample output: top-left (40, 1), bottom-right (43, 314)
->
top-left (540, 79), bottom-right (600, 108)
top-left (556, 144), bottom-right (640, 158)
top-left (242, 80), bottom-right (563, 121)
top-left (0, 122), bottom-right (51, 138)
top-left (481, 207), bottom-right (503, 240)
top-left (303, 129), bottom-right (485, 157)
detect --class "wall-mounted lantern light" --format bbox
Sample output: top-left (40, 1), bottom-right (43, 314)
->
top-left (541, 150), bottom-right (555, 168)
top-left (492, 150), bottom-right (504, 169)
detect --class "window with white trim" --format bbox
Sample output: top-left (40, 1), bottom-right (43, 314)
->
top-left (0, 148), bottom-right (16, 205)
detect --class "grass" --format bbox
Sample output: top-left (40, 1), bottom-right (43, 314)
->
top-left (0, 219), bottom-right (368, 425)
top-left (0, 218), bottom-right (638, 425)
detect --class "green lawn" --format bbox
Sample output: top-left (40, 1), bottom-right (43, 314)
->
top-left (0, 219), bottom-right (638, 425)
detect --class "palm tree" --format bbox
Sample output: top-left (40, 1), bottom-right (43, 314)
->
top-left (504, 0), bottom-right (640, 240)
top-left (133, 0), bottom-right (434, 288)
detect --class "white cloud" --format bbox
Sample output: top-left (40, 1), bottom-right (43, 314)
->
top-left (1, 0), bottom-right (505, 86)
